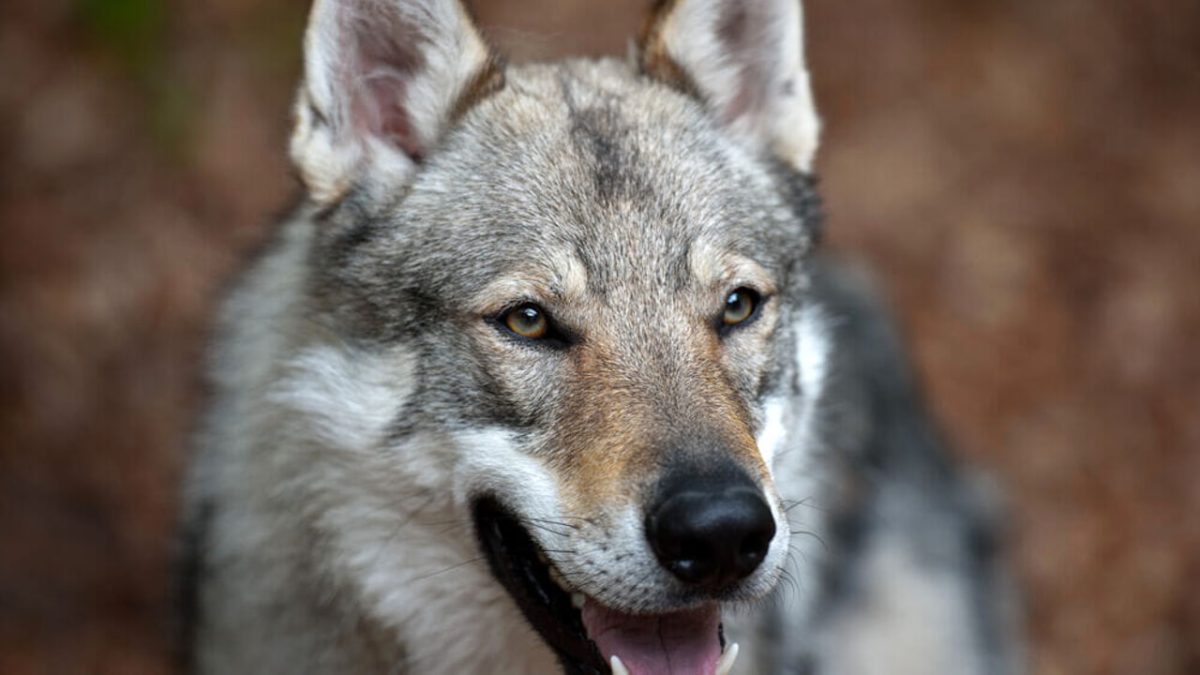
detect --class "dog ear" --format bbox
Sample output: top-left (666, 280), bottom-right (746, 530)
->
top-left (641, 0), bottom-right (820, 173)
top-left (291, 0), bottom-right (501, 204)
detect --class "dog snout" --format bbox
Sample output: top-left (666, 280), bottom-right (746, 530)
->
top-left (645, 470), bottom-right (776, 590)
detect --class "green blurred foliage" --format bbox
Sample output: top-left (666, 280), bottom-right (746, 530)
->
top-left (76, 0), bottom-right (165, 72)
top-left (75, 0), bottom-right (193, 159)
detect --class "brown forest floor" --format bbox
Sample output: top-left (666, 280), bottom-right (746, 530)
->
top-left (1, 1), bottom-right (1198, 673)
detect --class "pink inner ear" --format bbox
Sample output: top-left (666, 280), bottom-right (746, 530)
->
top-left (345, 16), bottom-right (429, 161)
top-left (715, 1), bottom-right (773, 124)
top-left (357, 71), bottom-right (424, 161)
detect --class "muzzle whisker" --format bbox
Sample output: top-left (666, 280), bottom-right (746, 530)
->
top-left (788, 528), bottom-right (828, 552)
top-left (403, 556), bottom-right (487, 584)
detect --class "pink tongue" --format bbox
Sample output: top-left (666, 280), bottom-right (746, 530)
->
top-left (581, 599), bottom-right (721, 675)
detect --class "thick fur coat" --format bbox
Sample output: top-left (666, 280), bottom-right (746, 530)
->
top-left (181, 1), bottom-right (1021, 673)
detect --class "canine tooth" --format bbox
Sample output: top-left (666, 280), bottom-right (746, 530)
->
top-left (610, 655), bottom-right (630, 675)
top-left (571, 592), bottom-right (585, 609)
top-left (715, 642), bottom-right (739, 675)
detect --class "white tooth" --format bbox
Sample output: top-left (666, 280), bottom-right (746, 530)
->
top-left (571, 592), bottom-right (586, 609)
top-left (610, 655), bottom-right (630, 675)
top-left (715, 642), bottom-right (739, 675)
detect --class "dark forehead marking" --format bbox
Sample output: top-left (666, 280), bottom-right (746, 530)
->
top-left (557, 72), bottom-right (651, 205)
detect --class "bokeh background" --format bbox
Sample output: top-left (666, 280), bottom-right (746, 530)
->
top-left (1, 0), bottom-right (1197, 673)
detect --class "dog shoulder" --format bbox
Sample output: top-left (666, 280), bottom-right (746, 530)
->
top-left (794, 258), bottom-right (1024, 675)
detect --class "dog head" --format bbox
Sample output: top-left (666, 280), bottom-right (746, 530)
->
top-left (288, 1), bottom-right (825, 673)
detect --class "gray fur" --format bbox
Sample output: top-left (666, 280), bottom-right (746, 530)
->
top-left (182, 1), bottom-right (1021, 673)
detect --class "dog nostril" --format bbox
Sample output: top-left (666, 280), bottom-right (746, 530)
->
top-left (736, 534), bottom-right (770, 573)
top-left (741, 539), bottom-right (761, 557)
top-left (669, 557), bottom-right (706, 580)
top-left (646, 482), bottom-right (776, 590)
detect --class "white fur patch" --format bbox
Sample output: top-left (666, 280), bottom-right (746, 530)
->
top-left (271, 369), bottom-right (563, 675)
top-left (326, 426), bottom-right (559, 674)
top-left (765, 303), bottom-right (830, 476)
top-left (795, 302), bottom-right (830, 423)
top-left (756, 396), bottom-right (789, 466)
top-left (787, 300), bottom-right (832, 525)
top-left (815, 533), bottom-right (987, 675)
top-left (270, 343), bottom-right (415, 452)
top-left (451, 428), bottom-right (563, 517)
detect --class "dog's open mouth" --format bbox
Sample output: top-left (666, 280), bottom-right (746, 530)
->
top-left (472, 498), bottom-right (740, 675)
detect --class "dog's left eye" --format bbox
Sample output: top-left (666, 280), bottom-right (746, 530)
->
top-left (722, 288), bottom-right (761, 327)
top-left (504, 304), bottom-right (549, 339)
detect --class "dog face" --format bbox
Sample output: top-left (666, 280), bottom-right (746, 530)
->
top-left (289, 1), bottom-right (824, 673)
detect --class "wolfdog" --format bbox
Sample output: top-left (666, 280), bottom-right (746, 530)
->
top-left (180, 0), bottom-right (1021, 673)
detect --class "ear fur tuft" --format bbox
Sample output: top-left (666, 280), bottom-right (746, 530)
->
top-left (641, 0), bottom-right (820, 173)
top-left (291, 0), bottom-right (498, 204)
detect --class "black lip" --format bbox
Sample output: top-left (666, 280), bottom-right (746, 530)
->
top-left (472, 497), bottom-right (608, 675)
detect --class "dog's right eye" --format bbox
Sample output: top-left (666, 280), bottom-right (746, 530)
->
top-left (502, 304), bottom-right (549, 340)
top-left (721, 287), bottom-right (762, 329)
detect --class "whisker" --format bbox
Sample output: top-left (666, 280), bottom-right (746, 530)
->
top-left (789, 529), bottom-right (828, 551)
top-left (406, 556), bottom-right (486, 584)
top-left (527, 516), bottom-right (584, 529)
top-left (524, 521), bottom-right (574, 537)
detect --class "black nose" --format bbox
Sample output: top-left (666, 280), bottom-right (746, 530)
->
top-left (645, 474), bottom-right (776, 590)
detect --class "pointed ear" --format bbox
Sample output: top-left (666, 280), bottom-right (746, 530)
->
top-left (290, 0), bottom-right (501, 204)
top-left (641, 0), bottom-right (820, 173)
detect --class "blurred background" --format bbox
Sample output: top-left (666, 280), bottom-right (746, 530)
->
top-left (1, 0), bottom-right (1197, 673)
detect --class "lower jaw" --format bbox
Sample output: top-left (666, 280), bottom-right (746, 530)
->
top-left (472, 498), bottom-right (744, 674)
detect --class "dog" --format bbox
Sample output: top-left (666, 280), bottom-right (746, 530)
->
top-left (179, 0), bottom-right (1022, 673)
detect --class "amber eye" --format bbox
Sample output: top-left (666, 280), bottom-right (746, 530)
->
top-left (722, 288), bottom-right (760, 326)
top-left (504, 304), bottom-right (549, 339)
